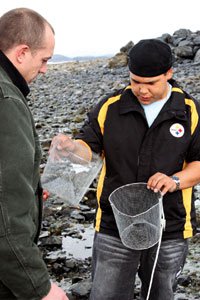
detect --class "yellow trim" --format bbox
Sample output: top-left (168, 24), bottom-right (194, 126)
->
top-left (181, 99), bottom-right (199, 237)
top-left (98, 95), bottom-right (121, 135)
top-left (125, 85), bottom-right (132, 90)
top-left (171, 87), bottom-right (199, 135)
top-left (95, 159), bottom-right (106, 231)
top-left (182, 161), bottom-right (193, 238)
top-left (182, 186), bottom-right (193, 238)
top-left (171, 87), bottom-right (184, 94)
top-left (185, 98), bottom-right (199, 134)
top-left (95, 94), bottom-right (122, 230)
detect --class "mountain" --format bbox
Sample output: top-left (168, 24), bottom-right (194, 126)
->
top-left (49, 54), bottom-right (72, 63)
top-left (49, 54), bottom-right (113, 63)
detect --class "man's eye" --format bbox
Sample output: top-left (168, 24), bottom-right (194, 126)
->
top-left (131, 79), bottom-right (138, 84)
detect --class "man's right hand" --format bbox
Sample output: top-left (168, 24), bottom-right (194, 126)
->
top-left (49, 133), bottom-right (77, 161)
top-left (50, 133), bottom-right (92, 163)
top-left (42, 283), bottom-right (69, 300)
top-left (50, 133), bottom-right (76, 153)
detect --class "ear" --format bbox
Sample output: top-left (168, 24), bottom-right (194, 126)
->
top-left (15, 45), bottom-right (30, 64)
top-left (166, 68), bottom-right (173, 80)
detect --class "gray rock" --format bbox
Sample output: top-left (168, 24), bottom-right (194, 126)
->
top-left (70, 278), bottom-right (92, 297)
top-left (174, 45), bottom-right (194, 58)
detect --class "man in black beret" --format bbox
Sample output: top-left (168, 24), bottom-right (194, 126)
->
top-left (51, 38), bottom-right (200, 299)
top-left (128, 38), bottom-right (173, 77)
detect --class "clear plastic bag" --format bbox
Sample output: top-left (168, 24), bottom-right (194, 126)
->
top-left (41, 143), bottom-right (102, 205)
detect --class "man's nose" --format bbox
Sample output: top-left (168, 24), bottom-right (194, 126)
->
top-left (39, 65), bottom-right (47, 74)
top-left (139, 85), bottom-right (148, 94)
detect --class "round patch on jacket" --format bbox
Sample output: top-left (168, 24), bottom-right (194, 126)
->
top-left (170, 123), bottom-right (184, 138)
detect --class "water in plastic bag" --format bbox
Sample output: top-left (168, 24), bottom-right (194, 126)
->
top-left (41, 145), bottom-right (102, 205)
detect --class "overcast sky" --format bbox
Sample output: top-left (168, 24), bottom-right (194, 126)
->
top-left (1, 0), bottom-right (200, 57)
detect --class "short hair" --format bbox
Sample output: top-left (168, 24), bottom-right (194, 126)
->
top-left (0, 7), bottom-right (54, 52)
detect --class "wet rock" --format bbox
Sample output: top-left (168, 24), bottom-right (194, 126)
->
top-left (70, 210), bottom-right (86, 221)
top-left (70, 278), bottom-right (92, 298)
top-left (177, 275), bottom-right (192, 287)
top-left (41, 235), bottom-right (62, 248)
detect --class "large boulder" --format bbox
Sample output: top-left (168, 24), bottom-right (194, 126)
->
top-left (107, 41), bottom-right (134, 69)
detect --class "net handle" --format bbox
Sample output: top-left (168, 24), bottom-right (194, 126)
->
top-left (145, 200), bottom-right (166, 300)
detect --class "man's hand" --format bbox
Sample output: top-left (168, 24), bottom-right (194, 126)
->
top-left (50, 133), bottom-right (76, 153)
top-left (42, 190), bottom-right (50, 201)
top-left (42, 283), bottom-right (69, 300)
top-left (49, 133), bottom-right (76, 161)
top-left (50, 133), bottom-right (92, 163)
top-left (147, 172), bottom-right (177, 196)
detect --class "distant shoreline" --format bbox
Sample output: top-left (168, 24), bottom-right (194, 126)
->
top-left (48, 54), bottom-right (113, 65)
top-left (48, 60), bottom-right (74, 65)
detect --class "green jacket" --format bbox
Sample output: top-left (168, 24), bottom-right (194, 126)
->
top-left (0, 51), bottom-right (51, 299)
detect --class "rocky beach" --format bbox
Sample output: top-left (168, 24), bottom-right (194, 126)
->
top-left (29, 29), bottom-right (200, 299)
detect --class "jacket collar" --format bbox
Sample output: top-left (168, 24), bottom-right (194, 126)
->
top-left (0, 50), bottom-right (30, 97)
top-left (119, 80), bottom-right (187, 116)
top-left (119, 86), bottom-right (143, 114)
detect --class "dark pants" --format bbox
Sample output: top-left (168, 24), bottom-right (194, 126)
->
top-left (89, 232), bottom-right (188, 300)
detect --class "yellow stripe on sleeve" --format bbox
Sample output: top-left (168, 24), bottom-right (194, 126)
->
top-left (182, 187), bottom-right (193, 238)
top-left (171, 87), bottom-right (184, 94)
top-left (95, 159), bottom-right (106, 231)
top-left (97, 95), bottom-right (121, 135)
top-left (95, 94), bottom-right (122, 231)
top-left (185, 98), bottom-right (199, 135)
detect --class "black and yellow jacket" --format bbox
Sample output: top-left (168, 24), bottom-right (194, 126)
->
top-left (77, 79), bottom-right (200, 240)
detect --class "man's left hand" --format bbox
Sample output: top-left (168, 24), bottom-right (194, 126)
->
top-left (147, 172), bottom-right (177, 196)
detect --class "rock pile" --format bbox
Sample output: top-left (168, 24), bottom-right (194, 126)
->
top-left (29, 28), bottom-right (200, 299)
top-left (108, 28), bottom-right (200, 69)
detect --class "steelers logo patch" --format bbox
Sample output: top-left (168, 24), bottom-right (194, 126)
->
top-left (170, 123), bottom-right (185, 138)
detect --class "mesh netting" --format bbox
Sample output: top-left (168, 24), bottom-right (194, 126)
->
top-left (109, 182), bottom-right (164, 250)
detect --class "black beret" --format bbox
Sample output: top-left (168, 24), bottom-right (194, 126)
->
top-left (128, 39), bottom-right (173, 77)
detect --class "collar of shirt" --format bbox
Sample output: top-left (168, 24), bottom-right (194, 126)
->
top-left (0, 50), bottom-right (30, 98)
top-left (141, 83), bottom-right (172, 127)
